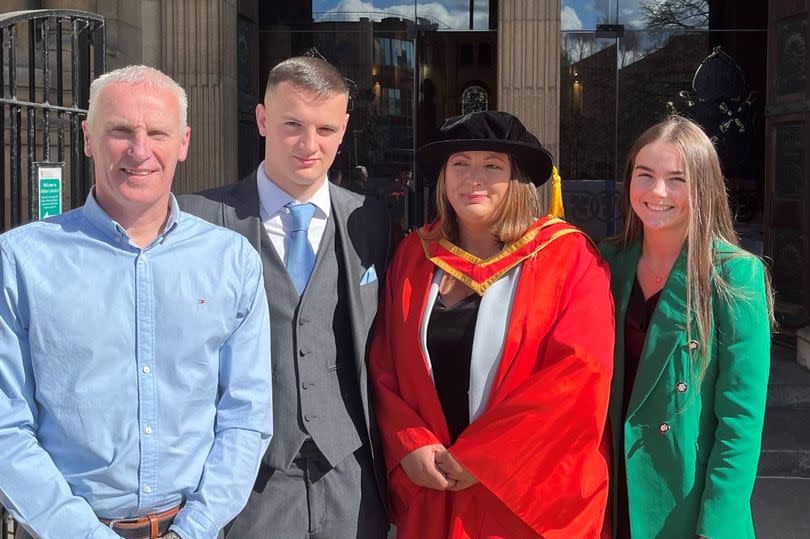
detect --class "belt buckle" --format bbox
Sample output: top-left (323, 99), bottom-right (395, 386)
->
top-left (103, 504), bottom-right (180, 539)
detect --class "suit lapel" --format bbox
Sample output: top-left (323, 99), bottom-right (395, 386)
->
top-left (329, 185), bottom-right (374, 420)
top-left (227, 172), bottom-right (289, 296)
top-left (330, 185), bottom-right (366, 330)
top-left (625, 246), bottom-right (689, 419)
top-left (224, 172), bottom-right (264, 247)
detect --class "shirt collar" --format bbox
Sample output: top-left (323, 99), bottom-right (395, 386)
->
top-left (81, 188), bottom-right (180, 247)
top-left (256, 161), bottom-right (331, 221)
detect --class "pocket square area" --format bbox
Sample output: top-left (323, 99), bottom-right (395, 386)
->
top-left (360, 265), bottom-right (378, 285)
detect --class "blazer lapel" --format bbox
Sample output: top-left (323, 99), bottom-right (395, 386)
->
top-left (625, 246), bottom-right (689, 419)
top-left (608, 242), bottom-right (641, 434)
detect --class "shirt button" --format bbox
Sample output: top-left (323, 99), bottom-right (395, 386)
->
top-left (304, 414), bottom-right (312, 422)
top-left (143, 485), bottom-right (152, 494)
top-left (144, 425), bottom-right (153, 435)
top-left (299, 348), bottom-right (309, 357)
top-left (658, 423), bottom-right (671, 434)
top-left (142, 365), bottom-right (152, 374)
top-left (298, 318), bottom-right (309, 326)
top-left (675, 381), bottom-right (688, 393)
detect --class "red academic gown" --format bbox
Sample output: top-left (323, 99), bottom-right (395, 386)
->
top-left (370, 217), bottom-right (615, 539)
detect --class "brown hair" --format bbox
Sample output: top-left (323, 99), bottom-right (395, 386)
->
top-left (617, 115), bottom-right (774, 375)
top-left (265, 56), bottom-right (349, 101)
top-left (427, 154), bottom-right (542, 245)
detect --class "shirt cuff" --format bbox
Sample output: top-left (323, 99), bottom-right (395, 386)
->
top-left (170, 502), bottom-right (218, 539)
top-left (88, 523), bottom-right (124, 539)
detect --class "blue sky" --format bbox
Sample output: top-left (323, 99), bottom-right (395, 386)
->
top-left (562, 1), bottom-right (656, 31)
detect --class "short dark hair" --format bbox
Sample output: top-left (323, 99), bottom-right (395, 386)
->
top-left (266, 56), bottom-right (349, 100)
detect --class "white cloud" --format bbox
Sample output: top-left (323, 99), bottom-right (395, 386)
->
top-left (561, 5), bottom-right (583, 30)
top-left (316, 0), bottom-right (488, 30)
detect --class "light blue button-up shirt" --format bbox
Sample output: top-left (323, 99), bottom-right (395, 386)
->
top-left (0, 192), bottom-right (273, 539)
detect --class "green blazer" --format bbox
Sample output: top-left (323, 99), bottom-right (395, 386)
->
top-left (599, 240), bottom-right (770, 539)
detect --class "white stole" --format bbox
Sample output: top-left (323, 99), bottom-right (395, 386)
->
top-left (419, 265), bottom-right (523, 421)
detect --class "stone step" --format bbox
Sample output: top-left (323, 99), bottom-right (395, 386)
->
top-left (767, 345), bottom-right (810, 409)
top-left (752, 477), bottom-right (810, 538)
top-left (758, 407), bottom-right (810, 478)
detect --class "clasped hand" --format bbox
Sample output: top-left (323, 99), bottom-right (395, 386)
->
top-left (399, 444), bottom-right (479, 491)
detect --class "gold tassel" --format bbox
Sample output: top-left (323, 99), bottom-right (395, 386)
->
top-left (547, 166), bottom-right (565, 218)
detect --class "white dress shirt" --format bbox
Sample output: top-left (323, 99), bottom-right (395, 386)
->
top-left (256, 162), bottom-right (331, 264)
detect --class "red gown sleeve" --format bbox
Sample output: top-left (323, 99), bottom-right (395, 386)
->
top-left (369, 239), bottom-right (444, 521)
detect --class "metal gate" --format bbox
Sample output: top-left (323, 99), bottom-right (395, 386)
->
top-left (0, 9), bottom-right (104, 232)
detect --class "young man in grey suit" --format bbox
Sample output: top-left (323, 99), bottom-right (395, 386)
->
top-left (179, 57), bottom-right (390, 538)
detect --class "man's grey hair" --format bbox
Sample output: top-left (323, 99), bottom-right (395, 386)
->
top-left (265, 56), bottom-right (349, 101)
top-left (87, 65), bottom-right (188, 128)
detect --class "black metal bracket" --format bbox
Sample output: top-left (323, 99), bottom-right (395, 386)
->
top-left (595, 23), bottom-right (625, 39)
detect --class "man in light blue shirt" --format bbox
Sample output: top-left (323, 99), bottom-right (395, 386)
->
top-left (0, 65), bottom-right (272, 539)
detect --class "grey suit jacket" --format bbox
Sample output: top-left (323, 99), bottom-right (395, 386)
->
top-left (178, 172), bottom-right (391, 496)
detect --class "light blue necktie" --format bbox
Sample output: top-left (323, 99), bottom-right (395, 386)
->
top-left (286, 202), bottom-right (316, 295)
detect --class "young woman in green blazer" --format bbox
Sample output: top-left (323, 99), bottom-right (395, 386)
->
top-left (599, 116), bottom-right (773, 539)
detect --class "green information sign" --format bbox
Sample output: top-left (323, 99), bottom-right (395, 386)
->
top-left (39, 178), bottom-right (61, 219)
top-left (35, 163), bottom-right (64, 220)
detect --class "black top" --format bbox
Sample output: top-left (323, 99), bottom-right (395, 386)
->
top-left (617, 276), bottom-right (662, 539)
top-left (623, 277), bottom-right (662, 415)
top-left (426, 292), bottom-right (482, 444)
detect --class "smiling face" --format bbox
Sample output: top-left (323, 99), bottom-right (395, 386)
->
top-left (82, 81), bottom-right (190, 224)
top-left (257, 81), bottom-right (349, 200)
top-left (443, 150), bottom-right (512, 231)
top-left (629, 140), bottom-right (690, 237)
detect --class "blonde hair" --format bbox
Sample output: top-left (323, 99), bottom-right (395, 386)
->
top-left (87, 65), bottom-right (188, 128)
top-left (427, 155), bottom-right (542, 244)
top-left (617, 115), bottom-right (774, 375)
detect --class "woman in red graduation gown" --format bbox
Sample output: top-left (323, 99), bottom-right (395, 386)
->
top-left (370, 111), bottom-right (615, 539)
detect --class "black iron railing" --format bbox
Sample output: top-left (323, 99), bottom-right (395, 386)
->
top-left (1, 9), bottom-right (104, 231)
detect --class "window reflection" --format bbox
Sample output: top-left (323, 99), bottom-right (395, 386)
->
top-left (627, 0), bottom-right (709, 29)
top-left (313, 1), bottom-right (491, 30)
top-left (565, 0), bottom-right (713, 30)
top-left (374, 37), bottom-right (415, 67)
top-left (562, 0), bottom-right (611, 31)
top-left (416, 0), bottom-right (491, 30)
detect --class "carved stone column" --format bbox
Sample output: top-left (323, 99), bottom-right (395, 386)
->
top-left (160, 0), bottom-right (238, 193)
top-left (498, 0), bottom-right (561, 206)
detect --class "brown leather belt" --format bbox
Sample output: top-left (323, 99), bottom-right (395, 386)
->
top-left (99, 504), bottom-right (181, 539)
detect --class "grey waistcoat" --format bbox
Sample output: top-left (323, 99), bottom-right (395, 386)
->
top-left (262, 213), bottom-right (366, 470)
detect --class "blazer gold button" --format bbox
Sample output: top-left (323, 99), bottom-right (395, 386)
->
top-left (676, 382), bottom-right (688, 393)
top-left (658, 423), bottom-right (670, 434)
top-left (687, 340), bottom-right (699, 350)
